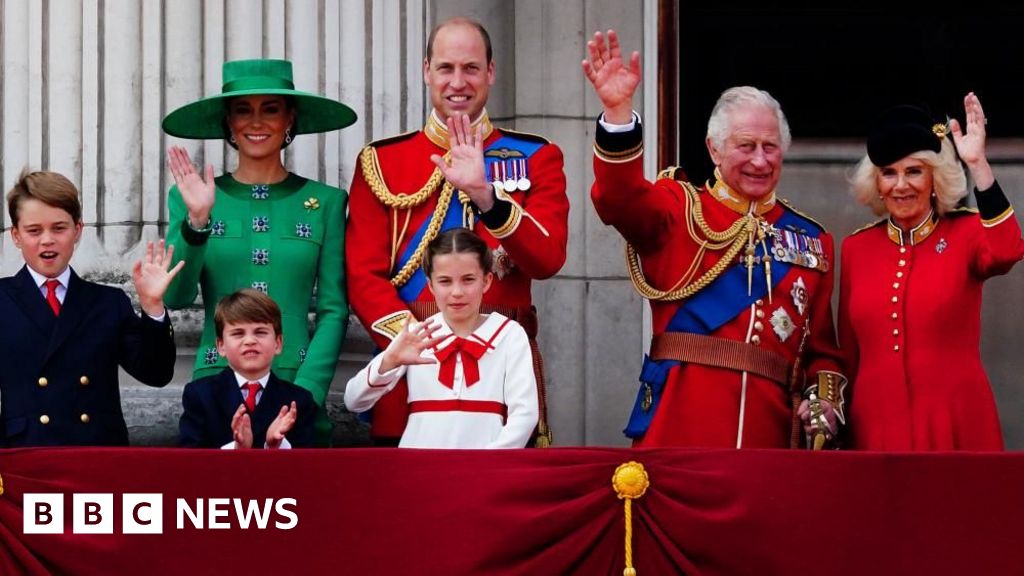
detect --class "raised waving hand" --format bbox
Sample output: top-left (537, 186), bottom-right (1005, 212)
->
top-left (950, 92), bottom-right (994, 191)
top-left (167, 146), bottom-right (216, 227)
top-left (581, 30), bottom-right (641, 124)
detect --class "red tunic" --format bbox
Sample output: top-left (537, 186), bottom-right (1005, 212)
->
top-left (346, 113), bottom-right (568, 438)
top-left (839, 205), bottom-right (1024, 450)
top-left (592, 128), bottom-right (843, 449)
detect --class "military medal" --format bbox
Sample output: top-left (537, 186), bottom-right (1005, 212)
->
top-left (516, 158), bottom-right (531, 191)
top-left (770, 307), bottom-right (796, 342)
top-left (790, 276), bottom-right (808, 316)
top-left (503, 160), bottom-right (517, 192)
top-left (492, 245), bottom-right (515, 279)
top-left (936, 238), bottom-right (947, 253)
top-left (768, 224), bottom-right (829, 272)
top-left (490, 162), bottom-right (502, 188)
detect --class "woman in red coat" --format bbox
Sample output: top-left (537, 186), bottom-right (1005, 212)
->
top-left (840, 93), bottom-right (1024, 450)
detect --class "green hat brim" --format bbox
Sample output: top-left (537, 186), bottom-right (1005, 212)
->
top-left (162, 88), bottom-right (357, 139)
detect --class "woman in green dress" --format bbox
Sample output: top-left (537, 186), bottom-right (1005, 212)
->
top-left (162, 59), bottom-right (356, 445)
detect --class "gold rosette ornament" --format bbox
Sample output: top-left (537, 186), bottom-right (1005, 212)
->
top-left (612, 461), bottom-right (650, 576)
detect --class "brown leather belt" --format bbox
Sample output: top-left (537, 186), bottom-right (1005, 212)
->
top-left (650, 332), bottom-right (791, 385)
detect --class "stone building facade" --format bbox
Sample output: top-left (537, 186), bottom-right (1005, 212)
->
top-left (3, 0), bottom-right (1022, 447)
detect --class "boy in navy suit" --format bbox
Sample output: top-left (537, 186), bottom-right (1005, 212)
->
top-left (179, 289), bottom-right (316, 448)
top-left (0, 169), bottom-right (182, 447)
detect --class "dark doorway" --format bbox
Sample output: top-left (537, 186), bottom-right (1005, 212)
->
top-left (675, 7), bottom-right (1024, 183)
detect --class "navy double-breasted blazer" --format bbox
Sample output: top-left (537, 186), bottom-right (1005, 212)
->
top-left (0, 266), bottom-right (176, 447)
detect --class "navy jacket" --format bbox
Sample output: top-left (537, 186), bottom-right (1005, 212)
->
top-left (179, 367), bottom-right (316, 448)
top-left (0, 266), bottom-right (176, 447)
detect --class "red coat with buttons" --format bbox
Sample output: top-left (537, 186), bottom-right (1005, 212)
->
top-left (839, 209), bottom-right (1024, 450)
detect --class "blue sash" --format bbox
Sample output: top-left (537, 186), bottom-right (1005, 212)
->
top-left (396, 200), bottom-right (463, 302)
top-left (624, 207), bottom-right (821, 438)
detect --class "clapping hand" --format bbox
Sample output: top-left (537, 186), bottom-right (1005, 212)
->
top-left (132, 239), bottom-right (185, 317)
top-left (378, 316), bottom-right (447, 374)
top-left (167, 146), bottom-right (216, 227)
top-left (231, 404), bottom-right (254, 449)
top-left (430, 114), bottom-right (494, 211)
top-left (581, 29), bottom-right (641, 124)
top-left (266, 401), bottom-right (298, 449)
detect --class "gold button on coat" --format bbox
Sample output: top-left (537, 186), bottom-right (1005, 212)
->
top-left (80, 414), bottom-right (91, 424)
top-left (80, 376), bottom-right (90, 385)
top-left (38, 377), bottom-right (48, 387)
top-left (751, 335), bottom-right (761, 345)
top-left (39, 415), bottom-right (50, 425)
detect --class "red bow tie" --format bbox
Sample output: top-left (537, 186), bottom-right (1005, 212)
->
top-left (434, 337), bottom-right (488, 389)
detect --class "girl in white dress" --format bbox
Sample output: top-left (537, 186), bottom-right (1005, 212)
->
top-left (344, 228), bottom-right (539, 448)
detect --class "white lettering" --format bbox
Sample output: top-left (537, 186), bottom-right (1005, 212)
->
top-left (274, 498), bottom-right (298, 529)
top-left (208, 498), bottom-right (231, 529)
top-left (176, 498), bottom-right (203, 529)
top-left (233, 498), bottom-right (274, 529)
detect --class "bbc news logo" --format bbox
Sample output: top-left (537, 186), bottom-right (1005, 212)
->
top-left (23, 493), bottom-right (298, 534)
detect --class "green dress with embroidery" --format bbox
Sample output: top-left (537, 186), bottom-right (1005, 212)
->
top-left (165, 173), bottom-right (347, 444)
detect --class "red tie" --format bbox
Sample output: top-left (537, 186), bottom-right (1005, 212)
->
top-left (45, 279), bottom-right (61, 316)
top-left (434, 337), bottom-right (488, 389)
top-left (244, 382), bottom-right (262, 414)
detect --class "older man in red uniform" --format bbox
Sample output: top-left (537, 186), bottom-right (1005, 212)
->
top-left (346, 17), bottom-right (568, 445)
top-left (583, 30), bottom-right (845, 448)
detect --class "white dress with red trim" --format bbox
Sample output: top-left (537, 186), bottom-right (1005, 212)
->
top-left (343, 312), bottom-right (539, 449)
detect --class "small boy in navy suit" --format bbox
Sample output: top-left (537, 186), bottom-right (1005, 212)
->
top-left (0, 169), bottom-right (182, 447)
top-left (179, 289), bottom-right (316, 448)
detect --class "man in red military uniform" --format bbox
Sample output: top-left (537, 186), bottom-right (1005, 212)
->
top-left (346, 17), bottom-right (568, 445)
top-left (583, 30), bottom-right (845, 448)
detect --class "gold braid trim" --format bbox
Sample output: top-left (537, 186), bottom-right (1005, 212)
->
top-left (359, 145), bottom-right (449, 209)
top-left (389, 180), bottom-right (456, 287)
top-left (626, 180), bottom-right (757, 302)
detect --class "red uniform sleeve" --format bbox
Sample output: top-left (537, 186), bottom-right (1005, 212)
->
top-left (590, 122), bottom-right (684, 255)
top-left (802, 231), bottom-right (844, 384)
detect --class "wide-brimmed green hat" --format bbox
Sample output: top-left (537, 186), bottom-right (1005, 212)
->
top-left (162, 59), bottom-right (356, 139)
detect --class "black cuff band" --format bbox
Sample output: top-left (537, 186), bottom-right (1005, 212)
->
top-left (180, 219), bottom-right (211, 246)
top-left (975, 180), bottom-right (1011, 221)
top-left (595, 114), bottom-right (643, 159)
top-left (478, 196), bottom-right (513, 229)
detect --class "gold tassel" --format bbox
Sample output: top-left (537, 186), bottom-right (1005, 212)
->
top-left (613, 461), bottom-right (650, 576)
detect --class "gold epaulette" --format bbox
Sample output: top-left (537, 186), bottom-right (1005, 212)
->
top-left (849, 218), bottom-right (887, 236)
top-left (496, 127), bottom-right (551, 145)
top-left (777, 198), bottom-right (828, 233)
top-left (657, 166), bottom-right (686, 181)
top-left (947, 206), bottom-right (979, 217)
top-left (365, 129), bottom-right (419, 149)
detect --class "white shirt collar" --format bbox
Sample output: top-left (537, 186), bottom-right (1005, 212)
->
top-left (233, 371), bottom-right (271, 388)
top-left (26, 265), bottom-right (71, 290)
